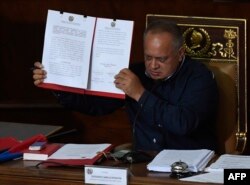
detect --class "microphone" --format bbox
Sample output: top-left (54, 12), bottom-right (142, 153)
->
top-left (118, 80), bottom-right (162, 163)
top-left (132, 56), bottom-right (184, 128)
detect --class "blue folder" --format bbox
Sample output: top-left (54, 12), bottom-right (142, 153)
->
top-left (0, 151), bottom-right (22, 162)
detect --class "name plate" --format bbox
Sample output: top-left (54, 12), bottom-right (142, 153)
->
top-left (85, 165), bottom-right (128, 185)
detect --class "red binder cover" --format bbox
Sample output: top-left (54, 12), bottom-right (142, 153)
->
top-left (44, 144), bottom-right (113, 166)
top-left (39, 83), bottom-right (125, 99)
top-left (23, 143), bottom-right (61, 161)
top-left (0, 134), bottom-right (47, 162)
top-left (8, 134), bottom-right (47, 153)
top-left (0, 137), bottom-right (20, 152)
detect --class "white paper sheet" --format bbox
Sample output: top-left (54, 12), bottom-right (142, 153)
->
top-left (89, 18), bottom-right (133, 93)
top-left (42, 10), bottom-right (95, 88)
top-left (180, 172), bottom-right (223, 184)
top-left (206, 154), bottom-right (250, 172)
top-left (48, 143), bottom-right (111, 159)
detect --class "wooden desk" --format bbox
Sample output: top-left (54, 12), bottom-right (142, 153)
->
top-left (0, 159), bottom-right (220, 185)
top-left (0, 121), bottom-right (62, 140)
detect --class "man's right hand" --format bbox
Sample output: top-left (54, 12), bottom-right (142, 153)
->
top-left (32, 61), bottom-right (47, 86)
top-left (114, 68), bottom-right (145, 102)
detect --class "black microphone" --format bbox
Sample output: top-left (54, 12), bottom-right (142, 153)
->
top-left (119, 80), bottom-right (162, 163)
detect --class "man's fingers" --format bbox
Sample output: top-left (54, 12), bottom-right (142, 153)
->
top-left (114, 76), bottom-right (128, 86)
top-left (34, 79), bottom-right (44, 86)
top-left (119, 68), bottom-right (131, 74)
top-left (33, 62), bottom-right (45, 86)
top-left (33, 74), bottom-right (46, 80)
top-left (115, 68), bottom-right (133, 79)
top-left (34, 61), bottom-right (44, 69)
top-left (114, 73), bottom-right (126, 80)
top-left (33, 69), bottom-right (46, 75)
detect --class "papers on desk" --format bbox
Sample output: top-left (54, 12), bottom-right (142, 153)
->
top-left (180, 154), bottom-right (250, 184)
top-left (46, 143), bottom-right (113, 166)
top-left (49, 143), bottom-right (111, 159)
top-left (180, 171), bottom-right (223, 184)
top-left (23, 143), bottom-right (61, 161)
top-left (206, 154), bottom-right (250, 172)
top-left (147, 149), bottom-right (214, 172)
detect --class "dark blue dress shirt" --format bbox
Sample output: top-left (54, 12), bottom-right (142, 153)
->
top-left (55, 57), bottom-right (218, 152)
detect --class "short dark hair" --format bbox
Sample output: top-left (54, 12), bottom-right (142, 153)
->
top-left (144, 19), bottom-right (184, 50)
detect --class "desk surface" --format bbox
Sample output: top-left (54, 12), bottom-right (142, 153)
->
top-left (0, 121), bottom-right (62, 140)
top-left (0, 159), bottom-right (221, 185)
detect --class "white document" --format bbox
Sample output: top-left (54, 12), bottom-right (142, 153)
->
top-left (41, 10), bottom-right (134, 98)
top-left (90, 18), bottom-right (134, 94)
top-left (180, 172), bottom-right (223, 184)
top-left (42, 10), bottom-right (95, 89)
top-left (48, 143), bottom-right (111, 159)
top-left (147, 149), bottom-right (214, 172)
top-left (206, 154), bottom-right (250, 172)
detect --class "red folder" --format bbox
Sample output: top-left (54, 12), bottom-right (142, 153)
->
top-left (0, 137), bottom-right (20, 152)
top-left (8, 134), bottom-right (47, 153)
top-left (23, 143), bottom-right (61, 161)
top-left (39, 83), bottom-right (125, 99)
top-left (0, 134), bottom-right (47, 162)
top-left (42, 144), bottom-right (113, 166)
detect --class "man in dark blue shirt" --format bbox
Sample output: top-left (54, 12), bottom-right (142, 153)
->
top-left (33, 20), bottom-right (218, 152)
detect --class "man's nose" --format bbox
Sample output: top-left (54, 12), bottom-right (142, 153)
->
top-left (150, 59), bottom-right (159, 69)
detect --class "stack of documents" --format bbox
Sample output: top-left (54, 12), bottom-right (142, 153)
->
top-left (206, 154), bottom-right (250, 172)
top-left (23, 143), bottom-right (61, 161)
top-left (147, 149), bottom-right (214, 172)
top-left (180, 154), bottom-right (250, 184)
top-left (46, 143), bottom-right (113, 166)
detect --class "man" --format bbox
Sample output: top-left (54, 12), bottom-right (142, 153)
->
top-left (33, 20), bottom-right (218, 152)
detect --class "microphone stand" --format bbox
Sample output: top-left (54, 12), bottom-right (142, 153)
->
top-left (131, 80), bottom-right (162, 150)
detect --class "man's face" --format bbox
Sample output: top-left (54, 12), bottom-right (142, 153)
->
top-left (144, 32), bottom-right (184, 80)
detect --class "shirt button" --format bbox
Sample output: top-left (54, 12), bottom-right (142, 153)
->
top-left (153, 138), bottom-right (156, 143)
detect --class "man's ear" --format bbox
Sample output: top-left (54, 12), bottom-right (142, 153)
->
top-left (178, 47), bottom-right (186, 62)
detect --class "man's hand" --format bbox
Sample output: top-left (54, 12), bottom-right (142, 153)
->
top-left (32, 61), bottom-right (47, 86)
top-left (114, 68), bottom-right (145, 101)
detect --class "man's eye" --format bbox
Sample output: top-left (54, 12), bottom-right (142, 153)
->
top-left (145, 56), bottom-right (152, 61)
top-left (157, 57), bottom-right (167, 63)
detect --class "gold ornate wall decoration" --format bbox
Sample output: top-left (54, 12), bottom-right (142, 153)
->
top-left (224, 29), bottom-right (237, 59)
top-left (209, 29), bottom-right (237, 59)
top-left (209, 42), bottom-right (237, 59)
top-left (183, 27), bottom-right (212, 58)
